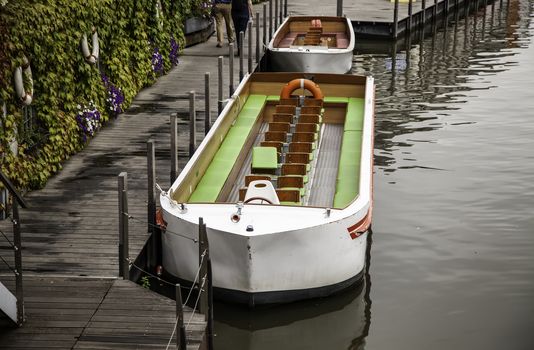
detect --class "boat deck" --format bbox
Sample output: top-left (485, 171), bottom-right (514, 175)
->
top-left (227, 122), bottom-right (343, 206)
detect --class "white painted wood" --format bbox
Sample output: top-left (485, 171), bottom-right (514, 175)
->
top-left (0, 281), bottom-right (17, 324)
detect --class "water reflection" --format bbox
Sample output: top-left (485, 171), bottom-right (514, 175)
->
top-left (215, 0), bottom-right (533, 348)
top-left (353, 0), bottom-right (527, 173)
top-left (215, 232), bottom-right (373, 350)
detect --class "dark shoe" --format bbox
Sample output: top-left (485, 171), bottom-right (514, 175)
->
top-left (216, 43), bottom-right (222, 48)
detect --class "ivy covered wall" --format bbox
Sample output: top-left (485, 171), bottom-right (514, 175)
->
top-left (0, 0), bottom-right (210, 189)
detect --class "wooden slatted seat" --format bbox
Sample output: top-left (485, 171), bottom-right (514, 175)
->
top-left (286, 152), bottom-right (310, 164)
top-left (261, 141), bottom-right (283, 153)
top-left (303, 98), bottom-right (323, 107)
top-left (273, 113), bottom-right (293, 123)
top-left (279, 98), bottom-right (299, 106)
top-left (289, 142), bottom-right (313, 153)
top-left (301, 106), bottom-right (322, 115)
top-left (278, 176), bottom-right (304, 188)
top-left (276, 105), bottom-right (296, 114)
top-left (295, 123), bottom-right (319, 133)
top-left (281, 163), bottom-right (307, 176)
top-left (265, 131), bottom-right (287, 142)
top-left (299, 114), bottom-right (320, 124)
top-left (269, 122), bottom-right (290, 133)
top-left (276, 189), bottom-right (301, 205)
top-left (292, 132), bottom-right (316, 143)
top-left (245, 175), bottom-right (271, 186)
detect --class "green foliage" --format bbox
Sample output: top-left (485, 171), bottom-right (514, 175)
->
top-left (141, 275), bottom-right (151, 289)
top-left (0, 0), bottom-right (204, 189)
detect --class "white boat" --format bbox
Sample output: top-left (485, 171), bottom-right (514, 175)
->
top-left (266, 16), bottom-right (355, 73)
top-left (159, 72), bottom-right (374, 305)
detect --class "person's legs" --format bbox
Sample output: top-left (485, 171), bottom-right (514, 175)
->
top-left (214, 5), bottom-right (225, 46)
top-left (220, 4), bottom-right (235, 43)
top-left (233, 16), bottom-right (249, 55)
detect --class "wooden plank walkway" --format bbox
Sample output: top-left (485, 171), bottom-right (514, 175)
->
top-left (0, 276), bottom-right (205, 349)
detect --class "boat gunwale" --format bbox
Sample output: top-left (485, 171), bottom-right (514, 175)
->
top-left (268, 16), bottom-right (355, 54)
top-left (166, 73), bottom-right (374, 212)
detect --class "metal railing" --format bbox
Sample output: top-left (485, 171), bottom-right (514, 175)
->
top-left (0, 171), bottom-right (28, 326)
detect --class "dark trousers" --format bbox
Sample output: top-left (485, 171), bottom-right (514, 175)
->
top-left (232, 16), bottom-right (249, 54)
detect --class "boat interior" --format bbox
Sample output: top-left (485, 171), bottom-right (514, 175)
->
top-left (273, 16), bottom-right (351, 49)
top-left (171, 73), bottom-right (368, 209)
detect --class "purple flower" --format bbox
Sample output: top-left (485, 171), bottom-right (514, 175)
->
top-left (76, 101), bottom-right (102, 143)
top-left (151, 47), bottom-right (164, 75)
top-left (170, 37), bottom-right (180, 66)
top-left (101, 74), bottom-right (125, 117)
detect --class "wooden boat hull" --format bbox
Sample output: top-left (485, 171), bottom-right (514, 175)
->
top-left (160, 72), bottom-right (374, 305)
top-left (267, 16), bottom-right (355, 73)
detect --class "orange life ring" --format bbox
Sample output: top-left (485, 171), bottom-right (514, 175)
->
top-left (280, 78), bottom-right (323, 100)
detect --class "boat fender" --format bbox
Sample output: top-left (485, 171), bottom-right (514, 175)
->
top-left (280, 78), bottom-right (323, 99)
top-left (81, 28), bottom-right (99, 64)
top-left (13, 56), bottom-right (33, 106)
top-left (155, 209), bottom-right (167, 230)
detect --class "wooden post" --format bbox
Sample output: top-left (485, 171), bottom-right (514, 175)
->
top-left (433, 0), bottom-right (438, 22)
top-left (408, 0), bottom-right (413, 32)
top-left (12, 201), bottom-right (23, 326)
top-left (239, 31), bottom-right (244, 81)
top-left (248, 21), bottom-right (253, 73)
top-left (337, 0), bottom-right (343, 17)
top-left (218, 56), bottom-right (223, 115)
top-left (147, 139), bottom-right (156, 231)
top-left (455, 0), bottom-right (459, 23)
top-left (170, 113), bottom-right (178, 185)
top-left (175, 284), bottom-right (187, 350)
top-left (189, 91), bottom-right (196, 158)
top-left (269, 0), bottom-right (273, 41)
top-left (279, 0), bottom-right (283, 24)
top-left (198, 217), bottom-right (209, 316)
top-left (255, 12), bottom-right (260, 63)
top-left (118, 172), bottom-right (129, 279)
top-left (274, 0), bottom-right (279, 29)
top-left (393, 0), bottom-right (399, 38)
top-left (204, 72), bottom-right (211, 135)
top-left (229, 43), bottom-right (234, 96)
top-left (284, 0), bottom-right (288, 17)
top-left (207, 258), bottom-right (214, 350)
top-left (263, 4), bottom-right (267, 49)
top-left (421, 0), bottom-right (426, 27)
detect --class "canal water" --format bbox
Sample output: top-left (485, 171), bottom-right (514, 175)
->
top-left (214, 0), bottom-right (534, 349)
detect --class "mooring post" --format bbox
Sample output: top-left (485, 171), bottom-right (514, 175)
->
top-left (175, 284), bottom-right (187, 350)
top-left (433, 0), bottom-right (438, 22)
top-left (248, 21), bottom-right (253, 73)
top-left (421, 0), bottom-right (426, 27)
top-left (455, 0), bottom-right (459, 23)
top-left (337, 0), bottom-right (343, 17)
top-left (204, 72), bottom-right (211, 135)
top-left (274, 0), bottom-right (279, 29)
top-left (170, 113), bottom-right (178, 185)
top-left (284, 0), bottom-right (288, 17)
top-left (263, 3), bottom-right (267, 50)
top-left (218, 56), bottom-right (223, 115)
top-left (12, 201), bottom-right (23, 326)
top-left (198, 217), bottom-right (209, 316)
top-left (189, 91), bottom-right (196, 158)
top-left (147, 139), bottom-right (156, 232)
top-left (279, 0), bottom-right (283, 24)
top-left (269, 0), bottom-right (273, 41)
top-left (255, 12), bottom-right (260, 63)
top-left (393, 0), bottom-right (399, 38)
top-left (408, 0), bottom-right (413, 32)
top-left (239, 31), bottom-right (244, 81)
top-left (207, 258), bottom-right (214, 350)
top-left (229, 43), bottom-right (234, 96)
top-left (118, 172), bottom-right (129, 279)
